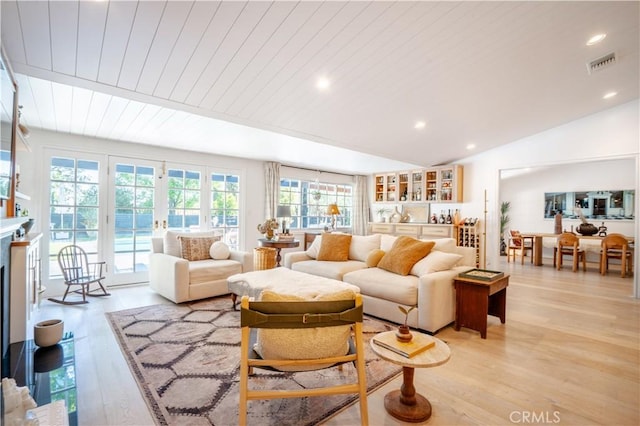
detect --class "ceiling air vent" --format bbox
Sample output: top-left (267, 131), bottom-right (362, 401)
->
top-left (586, 52), bottom-right (616, 74)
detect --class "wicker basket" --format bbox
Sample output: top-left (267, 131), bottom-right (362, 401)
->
top-left (253, 247), bottom-right (277, 270)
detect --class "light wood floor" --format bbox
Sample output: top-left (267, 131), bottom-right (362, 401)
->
top-left (30, 258), bottom-right (639, 425)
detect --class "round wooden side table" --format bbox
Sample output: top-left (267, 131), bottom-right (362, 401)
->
top-left (370, 330), bottom-right (451, 422)
top-left (257, 238), bottom-right (300, 267)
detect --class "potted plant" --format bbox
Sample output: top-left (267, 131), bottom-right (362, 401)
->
top-left (257, 218), bottom-right (279, 240)
top-left (376, 207), bottom-right (389, 223)
top-left (396, 305), bottom-right (415, 342)
top-left (500, 201), bottom-right (510, 255)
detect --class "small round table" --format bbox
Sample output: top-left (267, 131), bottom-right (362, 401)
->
top-left (257, 238), bottom-right (300, 267)
top-left (370, 330), bottom-right (451, 422)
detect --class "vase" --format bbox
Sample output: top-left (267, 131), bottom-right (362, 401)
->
top-left (21, 218), bottom-right (35, 235)
top-left (395, 325), bottom-right (413, 342)
top-left (34, 319), bottom-right (64, 347)
top-left (265, 229), bottom-right (275, 240)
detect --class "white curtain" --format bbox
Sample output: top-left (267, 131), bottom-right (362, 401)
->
top-left (264, 162), bottom-right (280, 219)
top-left (352, 175), bottom-right (370, 235)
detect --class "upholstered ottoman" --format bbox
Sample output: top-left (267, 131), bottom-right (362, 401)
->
top-left (227, 267), bottom-right (360, 309)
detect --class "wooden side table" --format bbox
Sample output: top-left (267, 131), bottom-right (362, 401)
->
top-left (257, 239), bottom-right (300, 267)
top-left (370, 331), bottom-right (450, 423)
top-left (454, 274), bottom-right (509, 339)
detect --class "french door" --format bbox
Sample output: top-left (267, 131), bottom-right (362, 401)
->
top-left (107, 157), bottom-right (205, 285)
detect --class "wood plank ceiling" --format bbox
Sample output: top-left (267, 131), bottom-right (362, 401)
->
top-left (2, 1), bottom-right (639, 174)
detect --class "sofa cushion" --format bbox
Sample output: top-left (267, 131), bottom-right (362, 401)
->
top-left (209, 241), bottom-right (230, 260)
top-left (366, 249), bottom-right (385, 268)
top-left (428, 238), bottom-right (457, 253)
top-left (189, 259), bottom-right (242, 285)
top-left (292, 260), bottom-right (367, 281)
top-left (349, 234), bottom-right (381, 262)
top-left (380, 234), bottom-right (398, 252)
top-left (343, 268), bottom-right (418, 306)
top-left (317, 233), bottom-right (352, 261)
top-left (164, 230), bottom-right (218, 258)
top-left (411, 251), bottom-right (463, 276)
top-left (179, 235), bottom-right (221, 261)
top-left (255, 285), bottom-right (357, 372)
top-left (377, 236), bottom-right (435, 276)
top-left (306, 234), bottom-right (323, 259)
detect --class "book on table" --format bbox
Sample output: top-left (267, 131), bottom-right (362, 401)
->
top-left (373, 332), bottom-right (435, 358)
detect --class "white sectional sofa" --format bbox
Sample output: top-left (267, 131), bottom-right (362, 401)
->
top-left (284, 234), bottom-right (476, 333)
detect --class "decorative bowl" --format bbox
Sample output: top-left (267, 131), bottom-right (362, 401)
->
top-left (34, 319), bottom-right (64, 347)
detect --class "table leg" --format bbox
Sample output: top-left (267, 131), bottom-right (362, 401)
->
top-left (534, 236), bottom-right (543, 266)
top-left (384, 366), bottom-right (432, 422)
top-left (275, 248), bottom-right (282, 267)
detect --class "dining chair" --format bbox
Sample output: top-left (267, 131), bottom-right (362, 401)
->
top-left (556, 232), bottom-right (586, 272)
top-left (600, 233), bottom-right (633, 278)
top-left (507, 230), bottom-right (533, 264)
top-left (238, 294), bottom-right (368, 426)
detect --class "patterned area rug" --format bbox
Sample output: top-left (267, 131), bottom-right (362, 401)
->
top-left (106, 296), bottom-right (401, 425)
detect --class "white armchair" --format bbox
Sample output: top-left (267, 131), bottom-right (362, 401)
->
top-left (149, 235), bottom-right (253, 303)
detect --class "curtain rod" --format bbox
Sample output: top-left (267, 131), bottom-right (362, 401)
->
top-left (280, 163), bottom-right (356, 178)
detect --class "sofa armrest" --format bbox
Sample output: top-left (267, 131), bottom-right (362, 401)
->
top-left (283, 251), bottom-right (313, 269)
top-left (416, 268), bottom-right (463, 332)
top-left (229, 250), bottom-right (253, 272)
top-left (149, 253), bottom-right (190, 303)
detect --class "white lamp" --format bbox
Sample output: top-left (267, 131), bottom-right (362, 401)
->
top-left (276, 205), bottom-right (292, 234)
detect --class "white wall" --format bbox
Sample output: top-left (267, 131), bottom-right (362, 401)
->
top-left (501, 159), bottom-right (635, 236)
top-left (457, 100), bottom-right (639, 294)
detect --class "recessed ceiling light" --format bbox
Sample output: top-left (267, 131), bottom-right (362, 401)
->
top-left (603, 91), bottom-right (617, 99)
top-left (586, 34), bottom-right (606, 46)
top-left (466, 144), bottom-right (476, 150)
top-left (414, 121), bottom-right (426, 129)
top-left (316, 77), bottom-right (330, 91)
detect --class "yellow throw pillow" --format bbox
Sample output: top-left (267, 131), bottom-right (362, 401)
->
top-left (366, 249), bottom-right (386, 268)
top-left (317, 233), bottom-right (352, 261)
top-left (377, 236), bottom-right (435, 276)
top-left (178, 236), bottom-right (220, 261)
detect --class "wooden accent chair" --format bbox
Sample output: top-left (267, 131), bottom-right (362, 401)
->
top-left (239, 294), bottom-right (368, 426)
top-left (556, 232), bottom-right (586, 272)
top-left (600, 233), bottom-right (633, 278)
top-left (50, 245), bottom-right (110, 305)
top-left (507, 230), bottom-right (533, 264)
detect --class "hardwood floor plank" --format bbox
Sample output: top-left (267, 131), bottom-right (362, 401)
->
top-left (27, 259), bottom-right (638, 425)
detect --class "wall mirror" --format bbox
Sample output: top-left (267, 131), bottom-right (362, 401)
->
top-left (544, 190), bottom-right (635, 220)
top-left (0, 46), bottom-right (16, 200)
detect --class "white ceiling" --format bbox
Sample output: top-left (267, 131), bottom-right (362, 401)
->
top-left (1, 1), bottom-right (638, 175)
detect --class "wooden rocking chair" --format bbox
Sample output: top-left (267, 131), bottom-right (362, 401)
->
top-left (50, 245), bottom-right (110, 305)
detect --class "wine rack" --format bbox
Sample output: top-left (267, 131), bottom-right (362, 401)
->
top-left (456, 220), bottom-right (480, 267)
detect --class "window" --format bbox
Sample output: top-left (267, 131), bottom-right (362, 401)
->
top-left (211, 173), bottom-right (240, 249)
top-left (167, 168), bottom-right (201, 229)
top-left (49, 156), bottom-right (100, 278)
top-left (279, 178), bottom-right (352, 230)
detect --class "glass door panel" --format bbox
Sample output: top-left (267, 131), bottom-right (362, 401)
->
top-left (109, 159), bottom-right (163, 285)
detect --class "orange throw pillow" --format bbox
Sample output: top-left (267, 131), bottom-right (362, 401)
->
top-left (377, 236), bottom-right (435, 276)
top-left (317, 233), bottom-right (352, 261)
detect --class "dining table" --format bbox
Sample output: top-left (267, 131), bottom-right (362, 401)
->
top-left (522, 232), bottom-right (635, 267)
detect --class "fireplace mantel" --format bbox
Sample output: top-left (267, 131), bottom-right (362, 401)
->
top-left (1, 217), bottom-right (28, 236)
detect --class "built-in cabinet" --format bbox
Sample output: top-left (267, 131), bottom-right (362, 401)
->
top-left (10, 233), bottom-right (42, 343)
top-left (369, 223), bottom-right (455, 238)
top-left (374, 165), bottom-right (463, 203)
